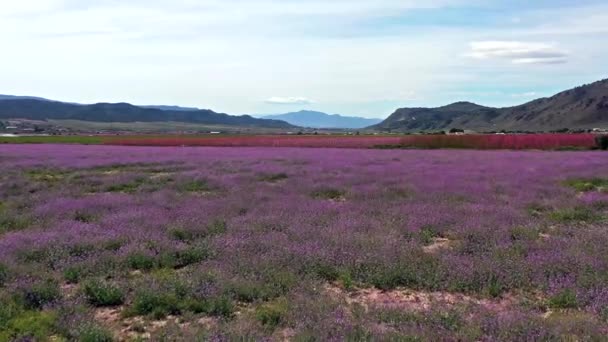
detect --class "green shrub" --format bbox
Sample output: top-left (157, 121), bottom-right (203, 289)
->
top-left (338, 271), bottom-right (354, 291)
top-left (307, 260), bottom-right (342, 282)
top-left (255, 299), bottom-right (288, 329)
top-left (311, 188), bottom-right (345, 200)
top-left (258, 173), bottom-right (288, 182)
top-left (0, 263), bottom-right (9, 287)
top-left (600, 307), bottom-right (608, 323)
top-left (169, 221), bottom-right (226, 242)
top-left (128, 246), bottom-right (209, 272)
top-left (207, 220), bottom-right (227, 236)
top-left (177, 179), bottom-right (210, 193)
top-left (63, 266), bottom-right (83, 284)
top-left (106, 178), bottom-right (145, 193)
top-left (526, 203), bottom-right (549, 218)
top-left (169, 228), bottom-right (195, 242)
top-left (74, 322), bottom-right (114, 342)
top-left (21, 280), bottom-right (61, 309)
top-left (358, 255), bottom-right (441, 291)
top-left (375, 309), bottom-right (421, 325)
top-left (0, 310), bottom-right (57, 341)
top-left (228, 281), bottom-right (264, 303)
top-left (126, 253), bottom-right (156, 271)
top-left (73, 211), bottom-right (97, 223)
top-left (102, 239), bottom-right (125, 252)
top-left (486, 275), bottom-right (504, 298)
top-left (509, 226), bottom-right (540, 241)
top-left (595, 135), bottom-right (608, 150)
top-left (0, 208), bottom-right (30, 233)
top-left (368, 266), bottom-right (416, 291)
top-left (345, 326), bottom-right (374, 341)
top-left (0, 294), bottom-right (23, 329)
top-left (68, 243), bottom-right (95, 257)
top-left (548, 289), bottom-right (578, 309)
top-left (432, 310), bottom-right (463, 331)
top-left (419, 225), bottom-right (441, 245)
top-left (131, 289), bottom-right (181, 319)
top-left (83, 280), bottom-right (125, 307)
top-left (207, 296), bottom-right (235, 318)
top-left (263, 271), bottom-right (297, 298)
top-left (550, 207), bottom-right (600, 223)
top-left (158, 246), bottom-right (209, 269)
top-left (564, 178), bottom-right (608, 192)
top-left (183, 295), bottom-right (234, 318)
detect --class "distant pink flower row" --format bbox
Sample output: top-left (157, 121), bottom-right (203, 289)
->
top-left (104, 134), bottom-right (598, 149)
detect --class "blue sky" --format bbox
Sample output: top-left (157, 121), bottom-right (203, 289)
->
top-left (1, 1), bottom-right (607, 118)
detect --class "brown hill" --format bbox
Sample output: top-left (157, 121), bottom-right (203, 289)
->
top-left (373, 79), bottom-right (608, 132)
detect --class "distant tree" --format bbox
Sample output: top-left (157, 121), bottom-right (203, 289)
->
top-left (596, 135), bottom-right (608, 150)
top-left (449, 128), bottom-right (464, 134)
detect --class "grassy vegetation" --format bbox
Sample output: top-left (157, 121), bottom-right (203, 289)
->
top-left (255, 298), bottom-right (289, 329)
top-left (0, 205), bottom-right (30, 234)
top-left (0, 135), bottom-right (102, 144)
top-left (311, 187), bottom-right (346, 200)
top-left (0, 309), bottom-right (57, 342)
top-left (0, 132), bottom-right (602, 150)
top-left (83, 280), bottom-right (125, 307)
top-left (126, 274), bottom-right (235, 320)
top-left (548, 289), bottom-right (579, 309)
top-left (257, 172), bottom-right (289, 182)
top-left (550, 206), bottom-right (602, 223)
top-left (564, 178), bottom-right (608, 192)
top-left (2, 146), bottom-right (608, 340)
top-left (176, 179), bottom-right (212, 193)
top-left (72, 323), bottom-right (114, 342)
top-left (419, 225), bottom-right (443, 245)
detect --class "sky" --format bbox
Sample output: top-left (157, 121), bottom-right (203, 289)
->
top-left (1, 1), bottom-right (608, 119)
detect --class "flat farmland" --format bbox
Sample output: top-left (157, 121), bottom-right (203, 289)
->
top-left (1, 144), bottom-right (608, 340)
top-left (0, 133), bottom-right (603, 150)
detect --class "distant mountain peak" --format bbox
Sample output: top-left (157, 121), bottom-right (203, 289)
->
top-left (438, 101), bottom-right (486, 111)
top-left (261, 110), bottom-right (382, 129)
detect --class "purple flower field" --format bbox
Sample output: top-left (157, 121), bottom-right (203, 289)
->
top-left (1, 144), bottom-right (608, 340)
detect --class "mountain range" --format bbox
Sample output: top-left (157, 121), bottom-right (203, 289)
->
top-left (1, 78), bottom-right (608, 132)
top-left (373, 79), bottom-right (608, 132)
top-left (0, 95), bottom-right (57, 102)
top-left (141, 105), bottom-right (201, 112)
top-left (0, 98), bottom-right (293, 129)
top-left (261, 110), bottom-right (382, 129)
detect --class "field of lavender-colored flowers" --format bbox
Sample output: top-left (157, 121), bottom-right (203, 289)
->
top-left (1, 144), bottom-right (608, 341)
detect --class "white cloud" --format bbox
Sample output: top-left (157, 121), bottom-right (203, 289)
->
top-left (266, 97), bottom-right (315, 105)
top-left (511, 92), bottom-right (537, 98)
top-left (0, 0), bottom-right (63, 16)
top-left (467, 41), bottom-right (568, 65)
top-left (0, 1), bottom-right (606, 117)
